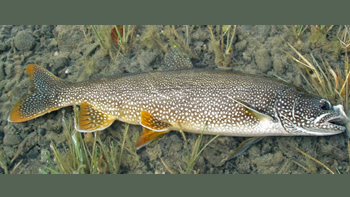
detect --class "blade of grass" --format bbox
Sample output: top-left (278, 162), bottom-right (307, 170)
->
top-left (114, 25), bottom-right (123, 44)
top-left (295, 147), bottom-right (335, 174)
top-left (116, 123), bottom-right (129, 172)
top-left (92, 25), bottom-right (105, 48)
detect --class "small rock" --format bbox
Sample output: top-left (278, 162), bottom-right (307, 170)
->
top-left (24, 51), bottom-right (33, 58)
top-left (40, 148), bottom-right (50, 163)
top-left (0, 62), bottom-right (5, 80)
top-left (2, 146), bottom-right (15, 158)
top-left (0, 80), bottom-right (6, 91)
top-left (84, 43), bottom-right (99, 57)
top-left (0, 43), bottom-right (8, 52)
top-left (27, 146), bottom-right (40, 159)
top-left (50, 56), bottom-right (68, 72)
top-left (69, 52), bottom-right (81, 60)
top-left (0, 130), bottom-right (4, 141)
top-left (255, 48), bottom-right (272, 72)
top-left (3, 133), bottom-right (20, 146)
top-left (4, 63), bottom-right (13, 78)
top-left (13, 60), bottom-right (23, 66)
top-left (40, 25), bottom-right (54, 37)
top-left (38, 128), bottom-right (47, 136)
top-left (14, 31), bottom-right (36, 51)
top-left (235, 40), bottom-right (247, 51)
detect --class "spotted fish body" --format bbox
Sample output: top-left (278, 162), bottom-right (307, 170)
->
top-left (8, 51), bottom-right (347, 148)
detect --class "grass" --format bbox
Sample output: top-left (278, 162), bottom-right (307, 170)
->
top-left (284, 25), bottom-right (309, 42)
top-left (208, 25), bottom-right (237, 68)
top-left (91, 25), bottom-right (136, 57)
top-left (337, 25), bottom-right (350, 52)
top-left (285, 43), bottom-right (349, 112)
top-left (163, 25), bottom-right (199, 60)
top-left (158, 123), bottom-right (219, 174)
top-left (179, 124), bottom-right (219, 174)
top-left (40, 107), bottom-right (130, 174)
top-left (285, 25), bottom-right (350, 174)
top-left (295, 147), bottom-right (335, 174)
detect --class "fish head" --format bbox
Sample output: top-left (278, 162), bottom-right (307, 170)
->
top-left (277, 91), bottom-right (346, 136)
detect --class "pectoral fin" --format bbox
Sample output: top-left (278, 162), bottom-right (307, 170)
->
top-left (230, 98), bottom-right (275, 122)
top-left (136, 128), bottom-right (169, 150)
top-left (77, 102), bottom-right (116, 132)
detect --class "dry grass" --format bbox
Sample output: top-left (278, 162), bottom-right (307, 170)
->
top-left (178, 125), bottom-right (219, 174)
top-left (295, 147), bottom-right (335, 174)
top-left (163, 25), bottom-right (199, 60)
top-left (91, 25), bottom-right (136, 57)
top-left (208, 25), bottom-right (237, 68)
top-left (285, 26), bottom-right (350, 174)
top-left (285, 43), bottom-right (349, 113)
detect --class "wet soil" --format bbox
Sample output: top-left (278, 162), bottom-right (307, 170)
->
top-left (0, 25), bottom-right (349, 174)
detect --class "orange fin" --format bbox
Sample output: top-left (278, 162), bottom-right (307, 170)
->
top-left (136, 128), bottom-right (169, 150)
top-left (140, 110), bottom-right (170, 131)
top-left (8, 99), bottom-right (59, 122)
top-left (8, 64), bottom-right (66, 122)
top-left (77, 102), bottom-right (116, 132)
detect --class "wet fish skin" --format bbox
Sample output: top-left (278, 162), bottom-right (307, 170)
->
top-left (8, 64), bottom-right (346, 140)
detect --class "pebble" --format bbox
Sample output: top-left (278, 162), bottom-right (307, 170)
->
top-left (3, 133), bottom-right (20, 146)
top-left (0, 130), bottom-right (3, 141)
top-left (38, 128), bottom-right (47, 136)
top-left (255, 48), bottom-right (272, 72)
top-left (0, 62), bottom-right (5, 80)
top-left (235, 40), bottom-right (247, 51)
top-left (50, 56), bottom-right (68, 73)
top-left (27, 146), bottom-right (40, 159)
top-left (0, 43), bottom-right (7, 52)
top-left (40, 148), bottom-right (50, 163)
top-left (4, 63), bottom-right (13, 78)
top-left (14, 31), bottom-right (36, 51)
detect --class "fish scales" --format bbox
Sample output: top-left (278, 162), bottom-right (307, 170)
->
top-left (60, 70), bottom-right (290, 136)
top-left (8, 64), bottom-right (346, 141)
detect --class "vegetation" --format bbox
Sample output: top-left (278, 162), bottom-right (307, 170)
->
top-left (91, 25), bottom-right (136, 56)
top-left (40, 107), bottom-right (130, 174)
top-left (285, 25), bottom-right (350, 174)
top-left (208, 25), bottom-right (237, 68)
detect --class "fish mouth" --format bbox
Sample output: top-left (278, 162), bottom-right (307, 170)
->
top-left (320, 115), bottom-right (347, 134)
top-left (326, 116), bottom-right (347, 124)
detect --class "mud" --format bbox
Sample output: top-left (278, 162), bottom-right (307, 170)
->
top-left (0, 25), bottom-right (349, 174)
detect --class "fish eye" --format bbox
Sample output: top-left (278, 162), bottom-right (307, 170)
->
top-left (320, 99), bottom-right (332, 110)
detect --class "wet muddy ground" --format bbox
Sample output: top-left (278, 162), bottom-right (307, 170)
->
top-left (0, 25), bottom-right (349, 174)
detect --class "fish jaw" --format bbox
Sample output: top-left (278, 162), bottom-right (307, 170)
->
top-left (168, 119), bottom-right (289, 137)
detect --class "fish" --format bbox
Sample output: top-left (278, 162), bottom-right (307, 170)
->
top-left (7, 50), bottom-right (347, 151)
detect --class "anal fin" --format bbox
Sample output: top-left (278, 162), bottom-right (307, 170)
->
top-left (77, 102), bottom-right (116, 132)
top-left (140, 110), bottom-right (170, 131)
top-left (136, 128), bottom-right (169, 150)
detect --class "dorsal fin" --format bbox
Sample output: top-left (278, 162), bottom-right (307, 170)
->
top-left (162, 47), bottom-right (193, 71)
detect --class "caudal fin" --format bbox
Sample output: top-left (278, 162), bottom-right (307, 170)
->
top-left (8, 64), bottom-right (67, 122)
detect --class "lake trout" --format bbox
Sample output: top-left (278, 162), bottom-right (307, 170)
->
top-left (7, 52), bottom-right (347, 149)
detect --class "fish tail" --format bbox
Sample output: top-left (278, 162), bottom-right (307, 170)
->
top-left (8, 64), bottom-right (68, 122)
